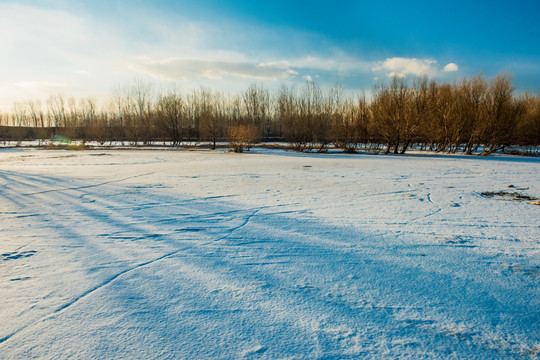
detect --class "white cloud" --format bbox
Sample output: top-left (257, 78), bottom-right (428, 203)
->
top-left (303, 74), bottom-right (313, 82)
top-left (443, 63), bottom-right (459, 72)
top-left (373, 57), bottom-right (438, 77)
top-left (129, 57), bottom-right (298, 81)
top-left (288, 55), bottom-right (372, 74)
top-left (386, 72), bottom-right (406, 78)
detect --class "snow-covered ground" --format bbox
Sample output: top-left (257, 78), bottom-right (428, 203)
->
top-left (1, 148), bottom-right (539, 359)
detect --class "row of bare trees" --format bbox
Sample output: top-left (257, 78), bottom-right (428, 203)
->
top-left (1, 74), bottom-right (539, 154)
top-left (371, 74), bottom-right (535, 154)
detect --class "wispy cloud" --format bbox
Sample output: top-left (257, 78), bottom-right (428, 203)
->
top-left (287, 55), bottom-right (373, 74)
top-left (129, 57), bottom-right (298, 81)
top-left (128, 53), bottom-right (378, 83)
top-left (14, 81), bottom-right (69, 90)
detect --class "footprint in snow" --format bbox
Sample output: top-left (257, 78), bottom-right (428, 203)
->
top-left (436, 236), bottom-right (472, 246)
top-left (503, 264), bottom-right (540, 278)
top-left (241, 345), bottom-right (267, 357)
top-left (295, 284), bottom-right (316, 291)
top-left (1, 250), bottom-right (37, 261)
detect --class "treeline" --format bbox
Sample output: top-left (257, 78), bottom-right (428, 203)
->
top-left (1, 74), bottom-right (539, 154)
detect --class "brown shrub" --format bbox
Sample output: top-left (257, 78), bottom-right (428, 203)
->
top-left (227, 125), bottom-right (258, 153)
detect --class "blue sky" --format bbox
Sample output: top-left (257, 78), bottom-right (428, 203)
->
top-left (1, 0), bottom-right (539, 110)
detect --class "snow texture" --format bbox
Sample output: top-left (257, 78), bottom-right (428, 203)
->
top-left (1, 148), bottom-right (539, 359)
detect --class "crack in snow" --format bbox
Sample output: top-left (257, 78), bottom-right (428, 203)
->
top-left (21, 172), bottom-right (157, 196)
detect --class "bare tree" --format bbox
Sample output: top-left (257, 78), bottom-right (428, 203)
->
top-left (371, 76), bottom-right (413, 154)
top-left (27, 100), bottom-right (45, 128)
top-left (195, 87), bottom-right (223, 149)
top-left (129, 79), bottom-right (154, 144)
top-left (426, 82), bottom-right (456, 152)
top-left (312, 84), bottom-right (337, 152)
top-left (229, 94), bottom-right (243, 127)
top-left (481, 73), bottom-right (522, 153)
top-left (280, 83), bottom-right (320, 151)
top-left (333, 93), bottom-right (370, 152)
top-left (12, 102), bottom-right (30, 127)
top-left (77, 97), bottom-right (99, 144)
top-left (454, 75), bottom-right (488, 154)
top-left (110, 85), bottom-right (127, 129)
top-left (156, 87), bottom-right (185, 145)
top-left (515, 93), bottom-right (540, 150)
top-left (277, 84), bottom-right (301, 148)
top-left (242, 83), bottom-right (270, 140)
top-left (47, 95), bottom-right (67, 128)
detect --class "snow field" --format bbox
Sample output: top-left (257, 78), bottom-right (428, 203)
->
top-left (0, 149), bottom-right (539, 359)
